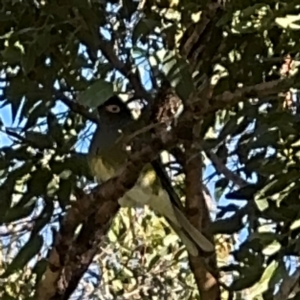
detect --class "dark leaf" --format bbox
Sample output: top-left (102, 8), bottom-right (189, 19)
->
top-left (25, 131), bottom-right (53, 149)
top-left (230, 267), bottom-right (264, 291)
top-left (132, 19), bottom-right (158, 44)
top-left (216, 203), bottom-right (241, 219)
top-left (1, 45), bottom-right (22, 65)
top-left (212, 207), bottom-right (246, 235)
top-left (219, 116), bottom-right (250, 141)
top-left (32, 259), bottom-right (48, 284)
top-left (167, 57), bottom-right (195, 101)
top-left (260, 171), bottom-right (299, 198)
top-left (2, 235), bottom-right (43, 278)
top-left (2, 193), bottom-right (36, 224)
top-left (57, 179), bottom-right (72, 208)
top-left (147, 253), bottom-right (160, 271)
top-left (21, 44), bottom-right (36, 74)
top-left (251, 128), bottom-right (279, 149)
top-left (258, 158), bottom-right (286, 177)
top-left (27, 168), bottom-right (53, 196)
top-left (31, 202), bottom-right (54, 235)
top-left (226, 185), bottom-right (257, 200)
top-left (119, 0), bottom-right (138, 20)
top-left (78, 80), bottom-right (114, 108)
top-left (214, 177), bottom-right (229, 202)
top-left (23, 101), bottom-right (48, 131)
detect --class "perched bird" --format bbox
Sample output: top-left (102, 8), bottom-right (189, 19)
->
top-left (88, 95), bottom-right (214, 256)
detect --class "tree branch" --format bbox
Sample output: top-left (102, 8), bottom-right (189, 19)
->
top-left (56, 92), bottom-right (99, 123)
top-left (274, 266), bottom-right (300, 300)
top-left (208, 77), bottom-right (300, 113)
top-left (184, 143), bottom-right (220, 300)
top-left (206, 150), bottom-right (248, 188)
top-left (35, 132), bottom-right (176, 300)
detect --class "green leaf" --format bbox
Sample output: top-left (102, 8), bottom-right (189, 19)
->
top-left (291, 218), bottom-right (300, 231)
top-left (1, 45), bottom-right (22, 64)
top-left (240, 3), bottom-right (269, 18)
top-left (25, 131), bottom-right (53, 149)
top-left (214, 177), bottom-right (229, 202)
top-left (248, 261), bottom-right (279, 299)
top-left (3, 146), bottom-right (32, 161)
top-left (212, 207), bottom-right (245, 235)
top-left (9, 95), bottom-right (23, 124)
top-left (0, 152), bottom-right (11, 169)
top-left (169, 58), bottom-right (195, 101)
top-left (78, 80), bottom-right (114, 108)
top-left (1, 294), bottom-right (17, 300)
top-left (147, 252), bottom-right (160, 270)
top-left (31, 202), bottom-right (54, 234)
top-left (219, 116), bottom-right (250, 141)
top-left (259, 171), bottom-right (298, 198)
top-left (57, 179), bottom-right (72, 208)
top-left (2, 235), bottom-right (43, 278)
top-left (258, 159), bottom-right (285, 177)
top-left (21, 44), bottom-right (36, 74)
top-left (163, 233), bottom-right (178, 247)
top-left (64, 153), bottom-right (91, 178)
top-left (276, 14), bottom-right (300, 29)
top-left (173, 248), bottom-right (187, 261)
top-left (24, 101), bottom-right (48, 130)
top-left (2, 193), bottom-right (36, 223)
top-left (160, 50), bottom-right (195, 101)
top-left (119, 0), bottom-right (138, 20)
top-left (32, 259), bottom-right (48, 284)
top-left (251, 130), bottom-right (279, 149)
top-left (262, 240), bottom-right (281, 256)
top-left (132, 19), bottom-right (158, 44)
top-left (218, 115), bottom-right (238, 140)
top-left (0, 183), bottom-right (15, 222)
top-left (27, 168), bottom-right (53, 196)
top-left (231, 266), bottom-right (264, 291)
top-left (216, 11), bottom-right (233, 27)
top-left (48, 121), bottom-right (64, 146)
top-left (226, 185), bottom-right (257, 200)
top-left (131, 46), bottom-right (148, 59)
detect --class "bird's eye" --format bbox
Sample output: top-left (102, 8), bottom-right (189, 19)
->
top-left (105, 104), bottom-right (121, 113)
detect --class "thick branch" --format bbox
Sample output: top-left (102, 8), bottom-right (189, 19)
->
top-left (184, 144), bottom-right (220, 300)
top-left (208, 77), bottom-right (300, 113)
top-left (35, 132), bottom-right (175, 300)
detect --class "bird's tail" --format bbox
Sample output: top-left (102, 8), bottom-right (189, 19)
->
top-left (171, 206), bottom-right (214, 255)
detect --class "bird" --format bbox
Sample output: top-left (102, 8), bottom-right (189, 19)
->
top-left (88, 95), bottom-right (214, 256)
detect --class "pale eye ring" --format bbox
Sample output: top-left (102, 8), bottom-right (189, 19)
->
top-left (105, 104), bottom-right (121, 113)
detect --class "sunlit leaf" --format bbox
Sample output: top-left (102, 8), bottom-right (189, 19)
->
top-left (248, 261), bottom-right (279, 299)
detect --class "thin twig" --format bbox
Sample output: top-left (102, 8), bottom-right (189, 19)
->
top-left (206, 150), bottom-right (248, 188)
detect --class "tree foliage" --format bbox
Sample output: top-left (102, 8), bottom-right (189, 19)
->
top-left (0, 0), bottom-right (300, 299)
